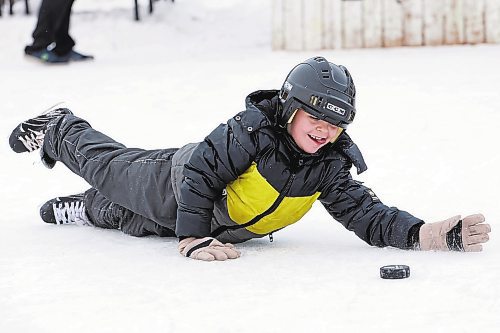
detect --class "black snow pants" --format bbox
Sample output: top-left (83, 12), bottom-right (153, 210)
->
top-left (26, 0), bottom-right (76, 56)
top-left (42, 114), bottom-right (177, 237)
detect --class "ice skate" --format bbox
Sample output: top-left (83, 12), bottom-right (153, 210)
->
top-left (9, 107), bottom-right (73, 153)
top-left (39, 193), bottom-right (92, 226)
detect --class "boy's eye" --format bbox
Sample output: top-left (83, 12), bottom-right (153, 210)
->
top-left (308, 115), bottom-right (319, 120)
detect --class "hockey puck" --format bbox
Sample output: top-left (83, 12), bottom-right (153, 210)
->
top-left (380, 265), bottom-right (410, 279)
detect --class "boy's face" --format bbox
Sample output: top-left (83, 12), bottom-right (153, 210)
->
top-left (287, 109), bottom-right (342, 154)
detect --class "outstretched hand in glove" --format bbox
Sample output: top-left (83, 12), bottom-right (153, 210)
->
top-left (419, 214), bottom-right (491, 252)
top-left (178, 237), bottom-right (241, 261)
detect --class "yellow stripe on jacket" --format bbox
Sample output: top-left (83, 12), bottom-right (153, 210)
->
top-left (226, 163), bottom-right (321, 235)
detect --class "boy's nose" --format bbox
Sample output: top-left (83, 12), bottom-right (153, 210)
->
top-left (316, 121), bottom-right (329, 131)
top-left (316, 125), bottom-right (326, 133)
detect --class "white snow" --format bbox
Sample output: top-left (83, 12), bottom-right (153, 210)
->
top-left (1, 0), bottom-right (500, 332)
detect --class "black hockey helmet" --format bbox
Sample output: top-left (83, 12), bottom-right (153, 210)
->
top-left (278, 56), bottom-right (356, 129)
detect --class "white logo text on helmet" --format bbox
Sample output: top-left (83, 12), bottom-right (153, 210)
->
top-left (326, 103), bottom-right (346, 116)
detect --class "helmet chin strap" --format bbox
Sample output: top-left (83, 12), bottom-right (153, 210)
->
top-left (287, 109), bottom-right (298, 124)
top-left (330, 128), bottom-right (344, 143)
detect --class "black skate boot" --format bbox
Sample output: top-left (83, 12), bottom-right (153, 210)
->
top-left (40, 193), bottom-right (92, 226)
top-left (9, 107), bottom-right (73, 153)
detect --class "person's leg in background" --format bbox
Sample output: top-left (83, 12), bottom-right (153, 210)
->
top-left (51, 0), bottom-right (75, 57)
top-left (53, 0), bottom-right (94, 61)
top-left (24, 0), bottom-right (72, 62)
top-left (24, 0), bottom-right (93, 63)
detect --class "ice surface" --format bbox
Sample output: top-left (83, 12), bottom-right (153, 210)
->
top-left (1, 0), bottom-right (499, 332)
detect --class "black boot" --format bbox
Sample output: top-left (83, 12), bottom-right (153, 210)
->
top-left (67, 50), bottom-right (94, 62)
top-left (24, 47), bottom-right (71, 64)
top-left (9, 107), bottom-right (73, 153)
top-left (40, 193), bottom-right (93, 226)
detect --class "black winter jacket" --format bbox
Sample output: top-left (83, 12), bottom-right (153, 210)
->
top-left (174, 90), bottom-right (423, 248)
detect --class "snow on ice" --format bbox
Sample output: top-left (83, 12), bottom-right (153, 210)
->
top-left (1, 0), bottom-right (499, 332)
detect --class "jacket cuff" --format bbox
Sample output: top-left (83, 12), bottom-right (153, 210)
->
top-left (175, 209), bottom-right (212, 238)
top-left (406, 222), bottom-right (424, 249)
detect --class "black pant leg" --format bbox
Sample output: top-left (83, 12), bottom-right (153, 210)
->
top-left (84, 188), bottom-right (176, 237)
top-left (28, 0), bottom-right (74, 52)
top-left (53, 0), bottom-right (75, 55)
top-left (42, 114), bottom-right (179, 231)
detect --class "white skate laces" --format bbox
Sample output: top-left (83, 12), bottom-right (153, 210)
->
top-left (18, 128), bottom-right (46, 152)
top-left (9, 106), bottom-right (73, 154)
top-left (53, 200), bottom-right (92, 226)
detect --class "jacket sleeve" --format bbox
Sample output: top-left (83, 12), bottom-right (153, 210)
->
top-left (175, 118), bottom-right (258, 238)
top-left (319, 161), bottom-right (424, 249)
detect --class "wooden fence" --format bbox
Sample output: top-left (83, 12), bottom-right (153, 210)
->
top-left (272, 0), bottom-right (500, 50)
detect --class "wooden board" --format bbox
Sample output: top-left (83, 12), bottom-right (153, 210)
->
top-left (485, 0), bottom-right (500, 43)
top-left (423, 0), bottom-right (445, 45)
top-left (283, 0), bottom-right (304, 50)
top-left (463, 0), bottom-right (485, 44)
top-left (272, 0), bottom-right (285, 50)
top-left (383, 0), bottom-right (404, 47)
top-left (402, 0), bottom-right (424, 46)
top-left (303, 0), bottom-right (323, 50)
top-left (342, 0), bottom-right (363, 48)
top-left (443, 0), bottom-right (464, 44)
top-left (363, 0), bottom-right (383, 48)
top-left (332, 0), bottom-right (343, 49)
top-left (323, 0), bottom-right (343, 49)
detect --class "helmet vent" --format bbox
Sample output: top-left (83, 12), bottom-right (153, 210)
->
top-left (309, 95), bottom-right (320, 106)
top-left (348, 110), bottom-right (356, 122)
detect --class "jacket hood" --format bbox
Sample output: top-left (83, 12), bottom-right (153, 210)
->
top-left (245, 90), bottom-right (281, 125)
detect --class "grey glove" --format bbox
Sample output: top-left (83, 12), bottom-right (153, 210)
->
top-left (419, 214), bottom-right (491, 252)
top-left (178, 237), bottom-right (241, 261)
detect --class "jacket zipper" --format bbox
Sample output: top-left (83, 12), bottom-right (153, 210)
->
top-left (211, 172), bottom-right (296, 237)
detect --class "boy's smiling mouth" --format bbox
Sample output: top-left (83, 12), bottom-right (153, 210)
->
top-left (308, 134), bottom-right (327, 144)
